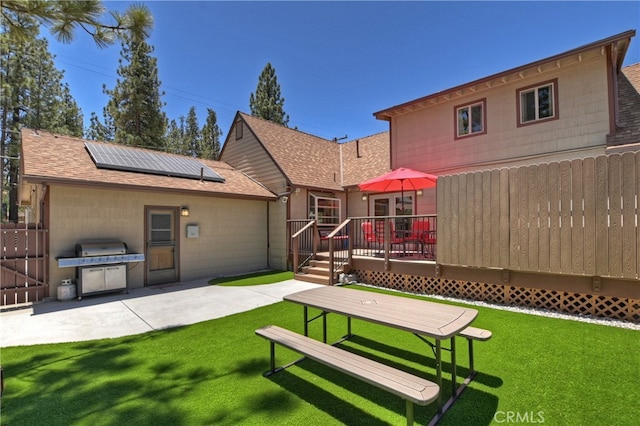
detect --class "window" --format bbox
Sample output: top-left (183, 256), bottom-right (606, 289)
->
top-left (517, 79), bottom-right (558, 125)
top-left (309, 194), bottom-right (341, 225)
top-left (455, 99), bottom-right (486, 139)
top-left (235, 120), bottom-right (243, 139)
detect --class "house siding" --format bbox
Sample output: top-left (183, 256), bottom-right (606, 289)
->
top-left (392, 52), bottom-right (611, 174)
top-left (47, 185), bottom-right (271, 294)
top-left (222, 121), bottom-right (288, 194)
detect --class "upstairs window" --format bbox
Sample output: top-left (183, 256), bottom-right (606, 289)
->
top-left (455, 99), bottom-right (486, 139)
top-left (517, 79), bottom-right (558, 125)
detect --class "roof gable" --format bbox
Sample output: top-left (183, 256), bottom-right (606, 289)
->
top-left (233, 113), bottom-right (344, 190)
top-left (375, 30), bottom-right (636, 120)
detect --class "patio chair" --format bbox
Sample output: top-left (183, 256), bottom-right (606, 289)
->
top-left (406, 219), bottom-right (436, 258)
top-left (374, 219), bottom-right (406, 255)
top-left (361, 221), bottom-right (378, 250)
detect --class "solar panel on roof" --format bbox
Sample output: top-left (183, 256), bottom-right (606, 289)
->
top-left (85, 142), bottom-right (225, 183)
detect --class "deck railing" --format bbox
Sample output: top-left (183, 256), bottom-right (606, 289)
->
top-left (288, 215), bottom-right (438, 281)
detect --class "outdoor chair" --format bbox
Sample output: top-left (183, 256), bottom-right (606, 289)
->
top-left (374, 219), bottom-right (406, 255)
top-left (406, 219), bottom-right (436, 259)
top-left (361, 221), bottom-right (379, 251)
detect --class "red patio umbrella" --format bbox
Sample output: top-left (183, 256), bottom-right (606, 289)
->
top-left (358, 167), bottom-right (438, 217)
top-left (358, 167), bottom-right (438, 203)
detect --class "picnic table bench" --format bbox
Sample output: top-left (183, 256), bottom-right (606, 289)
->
top-left (255, 325), bottom-right (440, 426)
top-left (459, 326), bottom-right (493, 376)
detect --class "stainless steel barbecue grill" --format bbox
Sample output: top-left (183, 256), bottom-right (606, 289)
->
top-left (57, 241), bottom-right (145, 300)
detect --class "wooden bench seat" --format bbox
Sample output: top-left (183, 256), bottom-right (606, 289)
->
top-left (458, 326), bottom-right (492, 375)
top-left (256, 325), bottom-right (440, 426)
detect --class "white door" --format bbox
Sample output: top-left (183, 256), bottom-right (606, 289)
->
top-left (146, 208), bottom-right (179, 285)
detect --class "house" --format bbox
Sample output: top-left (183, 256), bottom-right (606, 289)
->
top-left (373, 30), bottom-right (637, 213)
top-left (18, 129), bottom-right (277, 296)
top-left (219, 112), bottom-right (390, 265)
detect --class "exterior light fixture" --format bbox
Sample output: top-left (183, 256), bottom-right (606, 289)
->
top-left (362, 194), bottom-right (368, 201)
top-left (180, 207), bottom-right (190, 217)
top-left (417, 190), bottom-right (423, 196)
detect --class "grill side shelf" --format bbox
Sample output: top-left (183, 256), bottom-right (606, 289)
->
top-left (57, 254), bottom-right (145, 268)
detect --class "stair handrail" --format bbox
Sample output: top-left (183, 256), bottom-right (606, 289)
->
top-left (292, 220), bottom-right (316, 273)
top-left (327, 218), bottom-right (352, 285)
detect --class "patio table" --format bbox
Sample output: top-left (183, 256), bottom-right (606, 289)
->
top-left (283, 285), bottom-right (478, 422)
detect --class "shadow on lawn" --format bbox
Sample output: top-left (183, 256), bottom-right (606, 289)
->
top-left (4, 334), bottom-right (202, 426)
top-left (342, 334), bottom-right (503, 389)
top-left (266, 359), bottom-right (499, 425)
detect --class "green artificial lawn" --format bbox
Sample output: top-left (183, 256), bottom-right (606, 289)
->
top-left (2, 283), bottom-right (639, 425)
top-left (209, 270), bottom-right (293, 286)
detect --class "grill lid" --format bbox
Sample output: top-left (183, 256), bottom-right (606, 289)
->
top-left (77, 242), bottom-right (127, 257)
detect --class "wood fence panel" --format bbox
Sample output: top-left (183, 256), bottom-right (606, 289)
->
top-left (595, 155), bottom-right (609, 276)
top-left (559, 161), bottom-right (573, 274)
top-left (450, 174), bottom-right (460, 264)
top-left (537, 163), bottom-right (550, 272)
top-left (548, 162), bottom-right (561, 272)
top-left (481, 170), bottom-right (492, 267)
top-left (459, 173), bottom-right (468, 265)
top-left (582, 157), bottom-right (596, 276)
top-left (621, 152), bottom-right (637, 278)
top-left (527, 165), bottom-right (539, 271)
top-left (571, 159), bottom-right (585, 274)
top-left (517, 167), bottom-right (529, 269)
top-left (489, 170), bottom-right (500, 267)
top-left (499, 168), bottom-right (510, 268)
top-left (437, 152), bottom-right (638, 279)
top-left (436, 176), bottom-right (452, 263)
top-left (1, 223), bottom-right (48, 306)
top-left (509, 168), bottom-right (519, 269)
top-left (608, 155), bottom-right (623, 276)
top-left (472, 172), bottom-right (483, 267)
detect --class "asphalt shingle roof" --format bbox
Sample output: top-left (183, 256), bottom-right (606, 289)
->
top-left (20, 129), bottom-right (276, 200)
top-left (239, 112), bottom-right (390, 190)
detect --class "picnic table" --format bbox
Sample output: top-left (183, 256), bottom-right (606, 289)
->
top-left (283, 285), bottom-right (479, 422)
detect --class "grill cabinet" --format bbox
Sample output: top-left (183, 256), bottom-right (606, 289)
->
top-left (57, 242), bottom-right (145, 300)
top-left (76, 242), bottom-right (128, 300)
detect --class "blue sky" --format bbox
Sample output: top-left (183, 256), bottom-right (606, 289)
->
top-left (46, 1), bottom-right (640, 142)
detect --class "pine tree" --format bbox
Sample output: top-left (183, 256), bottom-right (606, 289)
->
top-left (249, 62), bottom-right (290, 126)
top-left (200, 108), bottom-right (222, 160)
top-left (1, 1), bottom-right (153, 48)
top-left (102, 33), bottom-right (167, 149)
top-left (184, 106), bottom-right (201, 157)
top-left (164, 116), bottom-right (187, 155)
top-left (1, 26), bottom-right (84, 222)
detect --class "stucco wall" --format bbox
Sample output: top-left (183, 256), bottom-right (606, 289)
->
top-left (48, 184), bottom-right (271, 293)
top-left (391, 51), bottom-right (610, 174)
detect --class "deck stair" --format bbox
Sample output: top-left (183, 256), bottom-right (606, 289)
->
top-left (294, 253), bottom-right (344, 285)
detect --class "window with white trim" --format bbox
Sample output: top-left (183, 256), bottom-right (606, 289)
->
top-left (455, 99), bottom-right (485, 139)
top-left (518, 80), bottom-right (557, 125)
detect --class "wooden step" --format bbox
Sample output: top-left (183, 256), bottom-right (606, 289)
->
top-left (294, 272), bottom-right (330, 285)
top-left (302, 265), bottom-right (331, 277)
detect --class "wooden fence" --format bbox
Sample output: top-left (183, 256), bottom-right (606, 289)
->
top-left (437, 151), bottom-right (639, 280)
top-left (1, 223), bottom-right (48, 306)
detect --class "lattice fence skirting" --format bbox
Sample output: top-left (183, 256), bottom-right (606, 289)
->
top-left (353, 270), bottom-right (640, 323)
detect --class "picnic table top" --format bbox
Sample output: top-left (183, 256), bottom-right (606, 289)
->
top-left (284, 286), bottom-right (478, 339)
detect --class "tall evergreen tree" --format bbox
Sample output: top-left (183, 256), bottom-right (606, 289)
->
top-left (1, 1), bottom-right (152, 222)
top-left (101, 33), bottom-right (167, 149)
top-left (164, 116), bottom-right (187, 155)
top-left (1, 25), bottom-right (83, 222)
top-left (184, 106), bottom-right (201, 157)
top-left (249, 62), bottom-right (290, 126)
top-left (200, 108), bottom-right (222, 160)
